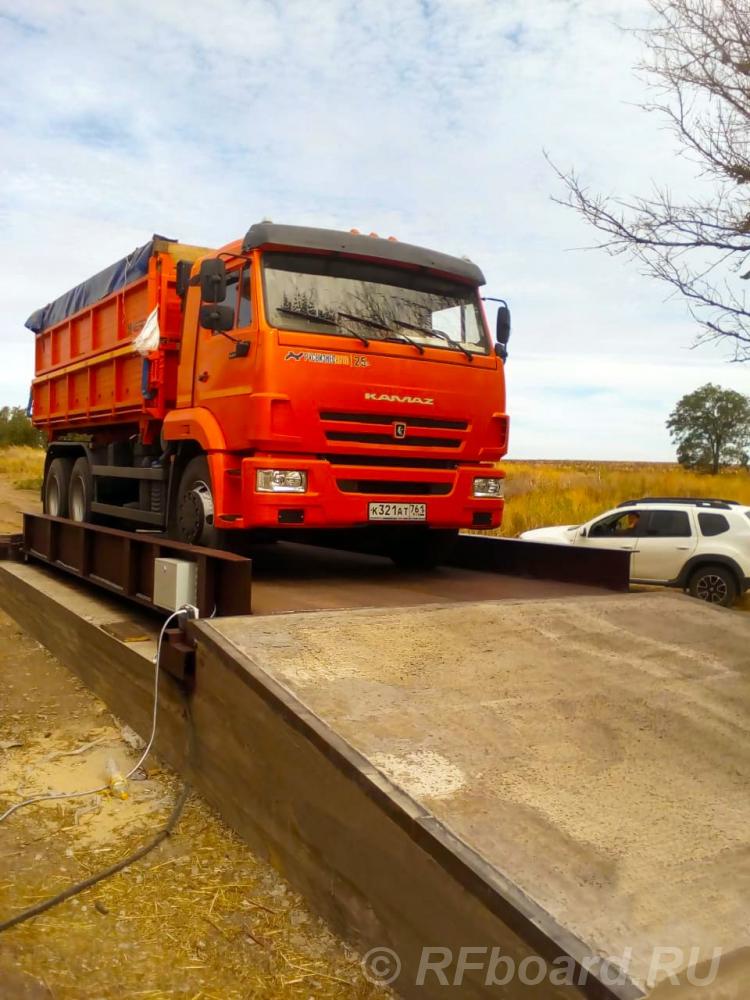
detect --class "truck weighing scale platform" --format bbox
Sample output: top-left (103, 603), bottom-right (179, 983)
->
top-left (1, 548), bottom-right (749, 999)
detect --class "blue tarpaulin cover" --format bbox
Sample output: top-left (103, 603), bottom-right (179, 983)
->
top-left (25, 235), bottom-right (175, 334)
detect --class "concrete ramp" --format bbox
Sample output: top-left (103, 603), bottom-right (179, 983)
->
top-left (203, 594), bottom-right (750, 998)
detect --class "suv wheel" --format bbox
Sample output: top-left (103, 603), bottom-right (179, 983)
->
top-left (688, 564), bottom-right (737, 608)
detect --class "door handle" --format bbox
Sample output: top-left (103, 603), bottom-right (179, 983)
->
top-left (677, 546), bottom-right (690, 550)
top-left (197, 371), bottom-right (209, 383)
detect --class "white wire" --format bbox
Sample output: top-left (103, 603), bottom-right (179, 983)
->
top-left (0, 608), bottom-right (188, 825)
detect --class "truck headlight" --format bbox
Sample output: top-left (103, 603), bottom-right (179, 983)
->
top-left (256, 469), bottom-right (308, 493)
top-left (472, 477), bottom-right (504, 498)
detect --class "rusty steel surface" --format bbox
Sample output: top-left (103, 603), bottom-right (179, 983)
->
top-left (0, 533), bottom-right (23, 562)
top-left (447, 534), bottom-right (631, 591)
top-left (246, 540), bottom-right (624, 616)
top-left (19, 513), bottom-right (252, 618)
top-left (5, 518), bottom-right (629, 622)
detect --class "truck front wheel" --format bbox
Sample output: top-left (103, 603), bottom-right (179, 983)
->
top-left (174, 456), bottom-right (220, 548)
top-left (43, 457), bottom-right (73, 517)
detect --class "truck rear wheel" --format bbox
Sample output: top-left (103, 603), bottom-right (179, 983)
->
top-left (68, 457), bottom-right (93, 523)
top-left (174, 456), bottom-right (220, 548)
top-left (43, 457), bottom-right (73, 517)
top-left (388, 528), bottom-right (458, 570)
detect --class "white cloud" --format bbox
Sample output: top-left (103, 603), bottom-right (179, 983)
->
top-left (0, 0), bottom-right (747, 458)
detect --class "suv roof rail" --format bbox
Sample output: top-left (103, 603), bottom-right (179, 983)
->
top-left (617, 496), bottom-right (739, 510)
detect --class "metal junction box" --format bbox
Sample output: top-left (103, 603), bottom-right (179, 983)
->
top-left (153, 557), bottom-right (197, 612)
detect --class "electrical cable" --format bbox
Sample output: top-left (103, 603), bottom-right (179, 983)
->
top-left (0, 695), bottom-right (195, 933)
top-left (0, 607), bottom-right (189, 825)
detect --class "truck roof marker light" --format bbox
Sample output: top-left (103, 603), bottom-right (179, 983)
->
top-left (388, 236), bottom-right (398, 242)
top-left (349, 228), bottom-right (361, 235)
top-left (369, 232), bottom-right (379, 238)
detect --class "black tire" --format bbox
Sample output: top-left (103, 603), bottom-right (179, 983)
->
top-left (43, 457), bottom-right (73, 517)
top-left (688, 564), bottom-right (738, 608)
top-left (68, 457), bottom-right (93, 523)
top-left (173, 456), bottom-right (220, 547)
top-left (388, 528), bottom-right (458, 570)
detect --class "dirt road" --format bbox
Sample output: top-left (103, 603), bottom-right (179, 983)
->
top-left (0, 477), bottom-right (39, 534)
top-left (0, 608), bottom-right (383, 999)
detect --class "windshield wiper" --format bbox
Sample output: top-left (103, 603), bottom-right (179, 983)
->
top-left (337, 311), bottom-right (390, 332)
top-left (278, 306), bottom-right (337, 326)
top-left (382, 332), bottom-right (425, 355)
top-left (277, 306), bottom-right (370, 346)
top-left (395, 319), bottom-right (474, 361)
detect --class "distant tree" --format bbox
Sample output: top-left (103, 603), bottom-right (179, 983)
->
top-left (0, 406), bottom-right (45, 448)
top-left (667, 383), bottom-right (750, 471)
top-left (552, 0), bottom-right (750, 360)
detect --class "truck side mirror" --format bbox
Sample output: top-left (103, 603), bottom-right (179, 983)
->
top-left (199, 259), bottom-right (227, 304)
top-left (176, 259), bottom-right (193, 299)
top-left (495, 304), bottom-right (511, 361)
top-left (200, 304), bottom-right (235, 333)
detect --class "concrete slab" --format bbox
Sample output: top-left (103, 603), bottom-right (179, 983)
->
top-left (208, 592), bottom-right (750, 995)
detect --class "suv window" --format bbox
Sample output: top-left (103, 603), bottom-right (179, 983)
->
top-left (643, 510), bottom-right (692, 538)
top-left (589, 510), bottom-right (643, 538)
top-left (698, 512), bottom-right (730, 537)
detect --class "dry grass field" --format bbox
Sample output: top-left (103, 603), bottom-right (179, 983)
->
top-left (0, 444), bottom-right (44, 490)
top-left (499, 460), bottom-right (750, 537)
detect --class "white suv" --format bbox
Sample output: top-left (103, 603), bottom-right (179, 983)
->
top-left (520, 497), bottom-right (750, 607)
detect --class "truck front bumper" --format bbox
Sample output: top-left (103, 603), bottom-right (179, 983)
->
top-left (218, 456), bottom-right (504, 530)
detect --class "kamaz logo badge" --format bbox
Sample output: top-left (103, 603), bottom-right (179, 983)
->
top-left (364, 392), bottom-right (434, 406)
top-left (393, 422), bottom-right (407, 439)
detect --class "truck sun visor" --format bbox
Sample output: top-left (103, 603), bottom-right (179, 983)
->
top-left (25, 234), bottom-right (177, 334)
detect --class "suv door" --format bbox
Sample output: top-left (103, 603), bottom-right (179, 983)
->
top-left (578, 509), bottom-right (643, 563)
top-left (630, 509), bottom-right (697, 583)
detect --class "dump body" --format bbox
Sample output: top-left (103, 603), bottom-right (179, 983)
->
top-left (28, 225), bottom-right (509, 539)
top-left (30, 238), bottom-right (208, 442)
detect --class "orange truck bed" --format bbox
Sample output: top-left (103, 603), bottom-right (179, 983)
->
top-left (29, 238), bottom-right (208, 435)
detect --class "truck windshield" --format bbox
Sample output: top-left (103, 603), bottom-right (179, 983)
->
top-left (263, 251), bottom-right (489, 354)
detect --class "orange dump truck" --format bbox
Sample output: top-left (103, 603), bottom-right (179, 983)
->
top-left (28, 224), bottom-right (510, 564)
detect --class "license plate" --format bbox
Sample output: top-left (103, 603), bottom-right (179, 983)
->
top-left (368, 502), bottom-right (426, 521)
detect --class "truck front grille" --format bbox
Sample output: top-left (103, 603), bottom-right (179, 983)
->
top-left (326, 431), bottom-right (460, 448)
top-left (337, 479), bottom-right (452, 496)
top-left (320, 411), bottom-right (468, 430)
top-left (320, 410), bottom-right (468, 451)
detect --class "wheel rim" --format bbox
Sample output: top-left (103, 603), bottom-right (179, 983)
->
top-left (695, 573), bottom-right (728, 604)
top-left (69, 477), bottom-right (86, 522)
top-left (177, 480), bottom-right (214, 544)
top-left (46, 477), bottom-right (60, 516)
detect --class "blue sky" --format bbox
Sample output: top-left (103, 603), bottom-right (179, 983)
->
top-left (2, 0), bottom-right (749, 460)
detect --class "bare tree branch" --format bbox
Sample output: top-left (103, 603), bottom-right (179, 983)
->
top-left (552, 0), bottom-right (750, 360)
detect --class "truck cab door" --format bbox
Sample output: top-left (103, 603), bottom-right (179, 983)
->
top-left (193, 263), bottom-right (256, 447)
